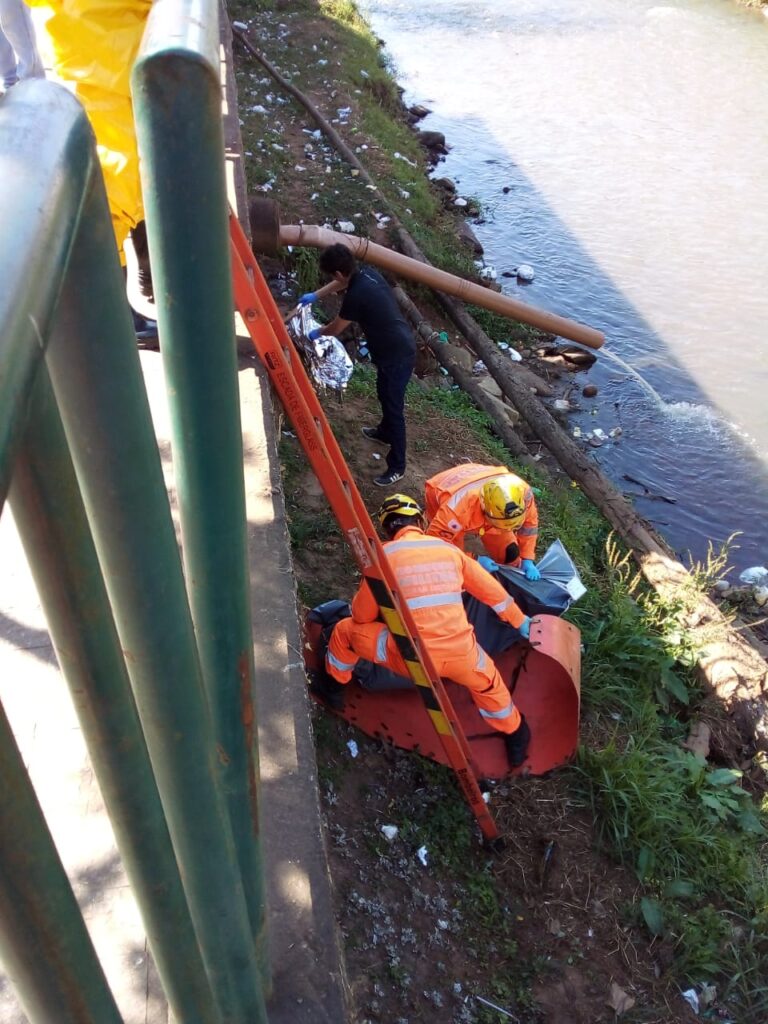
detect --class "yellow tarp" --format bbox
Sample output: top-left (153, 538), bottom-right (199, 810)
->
top-left (29, 0), bottom-right (152, 254)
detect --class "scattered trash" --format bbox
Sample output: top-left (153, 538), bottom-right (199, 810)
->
top-left (739, 566), bottom-right (768, 587)
top-left (380, 824), bottom-right (398, 842)
top-left (553, 399), bottom-right (570, 412)
top-left (452, 981), bottom-right (462, 995)
top-left (416, 845), bottom-right (428, 866)
top-left (482, 791), bottom-right (491, 804)
top-left (453, 197), bottom-right (468, 208)
top-left (438, 331), bottom-right (449, 344)
top-left (360, 68), bottom-right (370, 78)
top-left (608, 982), bottom-right (636, 1015)
top-left (394, 151), bottom-right (417, 167)
top-left (232, 20), bottom-right (247, 30)
top-left (250, 104), bottom-right (267, 114)
top-left (475, 994), bottom-right (517, 1019)
top-left (372, 453), bottom-right (382, 460)
top-left (478, 265), bottom-right (497, 281)
top-left (438, 919), bottom-right (450, 930)
top-left (609, 426), bottom-right (623, 438)
top-left (336, 221), bottom-right (356, 233)
top-left (282, 430), bottom-right (296, 438)
top-left (346, 739), bottom-right (359, 758)
top-left (472, 359), bottom-right (487, 375)
top-left (508, 348), bottom-right (522, 362)
top-left (682, 988), bottom-right (699, 1013)
top-left (337, 106), bottom-right (352, 118)
top-left (399, 188), bottom-right (411, 199)
top-left (682, 720), bottom-right (711, 758)
top-left (498, 341), bottom-right (510, 351)
top-left (516, 264), bottom-right (535, 282)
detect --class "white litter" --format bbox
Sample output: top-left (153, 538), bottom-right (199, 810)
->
top-left (380, 825), bottom-right (398, 842)
top-left (232, 20), bottom-right (247, 30)
top-left (438, 919), bottom-right (450, 930)
top-left (346, 740), bottom-right (359, 758)
top-left (508, 348), bottom-right (522, 362)
top-left (681, 989), bottom-right (699, 1013)
top-left (372, 453), bottom-right (382, 461)
top-left (416, 845), bottom-right (428, 866)
top-left (472, 360), bottom-right (487, 375)
top-left (250, 104), bottom-right (267, 114)
top-left (479, 265), bottom-right (497, 281)
top-left (516, 264), bottom-right (535, 282)
top-left (394, 151), bottom-right (417, 167)
top-left (453, 197), bottom-right (468, 208)
top-left (337, 221), bottom-right (356, 233)
top-left (739, 566), bottom-right (768, 586)
top-left (482, 791), bottom-right (491, 804)
top-left (337, 106), bottom-right (352, 118)
top-left (553, 399), bottom-right (570, 412)
top-left (360, 69), bottom-right (370, 78)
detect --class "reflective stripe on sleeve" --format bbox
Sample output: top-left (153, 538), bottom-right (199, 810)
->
top-left (476, 647), bottom-right (487, 670)
top-left (479, 701), bottom-right (514, 721)
top-left (375, 628), bottom-right (390, 663)
top-left (385, 537), bottom-right (447, 554)
top-left (492, 595), bottom-right (513, 614)
top-left (326, 651), bottom-right (356, 673)
top-left (517, 526), bottom-right (538, 537)
top-left (407, 592), bottom-right (464, 610)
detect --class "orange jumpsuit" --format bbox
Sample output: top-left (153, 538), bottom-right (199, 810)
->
top-left (326, 525), bottom-right (524, 734)
top-left (424, 463), bottom-right (538, 565)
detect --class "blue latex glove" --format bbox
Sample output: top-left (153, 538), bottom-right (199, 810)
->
top-left (522, 559), bottom-right (541, 581)
top-left (519, 617), bottom-right (531, 640)
top-left (478, 555), bottom-right (499, 573)
top-left (307, 327), bottom-right (323, 342)
top-left (299, 291), bottom-right (318, 306)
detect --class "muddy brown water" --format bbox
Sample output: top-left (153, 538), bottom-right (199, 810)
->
top-left (361, 0), bottom-right (768, 573)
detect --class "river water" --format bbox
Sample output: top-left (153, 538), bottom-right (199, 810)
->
top-left (360, 0), bottom-right (768, 572)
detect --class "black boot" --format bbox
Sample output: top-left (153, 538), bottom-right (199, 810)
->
top-left (308, 669), bottom-right (346, 710)
top-left (505, 715), bottom-right (531, 767)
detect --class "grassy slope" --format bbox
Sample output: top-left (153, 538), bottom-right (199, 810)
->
top-left (230, 1), bottom-right (768, 1020)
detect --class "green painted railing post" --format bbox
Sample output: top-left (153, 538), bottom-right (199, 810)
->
top-left (9, 366), bottom-right (220, 1024)
top-left (133, 0), bottom-right (269, 984)
top-left (0, 81), bottom-right (94, 503)
top-left (0, 701), bottom-right (125, 1024)
top-left (44, 147), bottom-right (268, 1023)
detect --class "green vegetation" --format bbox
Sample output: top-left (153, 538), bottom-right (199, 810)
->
top-left (237, 2), bottom-right (768, 1017)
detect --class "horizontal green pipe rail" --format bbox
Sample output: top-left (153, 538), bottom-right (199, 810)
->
top-left (134, 0), bottom-right (268, 986)
top-left (0, 700), bottom-right (125, 1024)
top-left (44, 147), bottom-right (267, 1024)
top-left (9, 367), bottom-right (220, 1024)
top-left (0, 81), bottom-right (94, 505)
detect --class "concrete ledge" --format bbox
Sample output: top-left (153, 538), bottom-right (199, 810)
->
top-left (238, 354), bottom-right (349, 1023)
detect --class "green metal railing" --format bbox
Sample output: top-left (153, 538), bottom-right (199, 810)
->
top-left (0, 2), bottom-right (269, 1021)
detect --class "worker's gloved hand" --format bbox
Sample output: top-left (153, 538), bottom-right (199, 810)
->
top-left (307, 327), bottom-right (323, 342)
top-left (298, 292), bottom-right (318, 306)
top-left (478, 555), bottom-right (499, 573)
top-left (522, 559), bottom-right (541, 581)
top-left (518, 616), bottom-right (531, 640)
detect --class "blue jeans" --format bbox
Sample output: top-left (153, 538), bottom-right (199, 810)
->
top-left (0, 0), bottom-right (44, 88)
top-left (375, 358), bottom-right (414, 474)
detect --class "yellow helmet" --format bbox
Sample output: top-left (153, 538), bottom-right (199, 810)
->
top-left (376, 493), bottom-right (423, 529)
top-left (481, 475), bottom-right (530, 530)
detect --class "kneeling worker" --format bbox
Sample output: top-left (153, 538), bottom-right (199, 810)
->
top-left (324, 495), bottom-right (532, 766)
top-left (425, 464), bottom-right (540, 579)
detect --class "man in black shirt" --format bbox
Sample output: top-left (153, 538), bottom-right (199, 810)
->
top-left (301, 244), bottom-right (416, 487)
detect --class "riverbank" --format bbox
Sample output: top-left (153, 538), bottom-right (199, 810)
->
top-left (231, 2), bottom-right (768, 1021)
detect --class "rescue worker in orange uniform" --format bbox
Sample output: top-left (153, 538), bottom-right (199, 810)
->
top-left (425, 464), bottom-right (541, 580)
top-left (324, 495), bottom-right (531, 766)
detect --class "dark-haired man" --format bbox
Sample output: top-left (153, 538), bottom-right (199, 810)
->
top-left (299, 244), bottom-right (416, 487)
